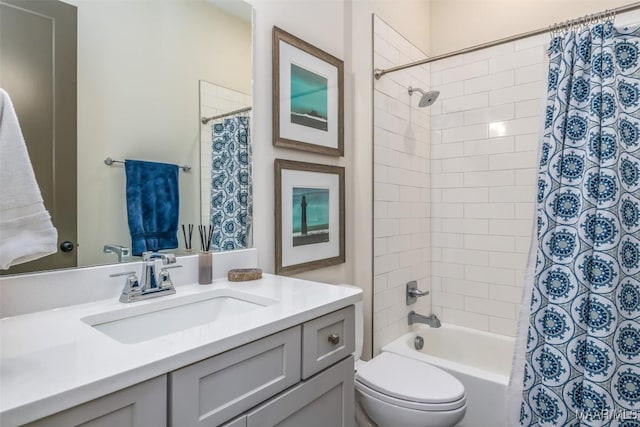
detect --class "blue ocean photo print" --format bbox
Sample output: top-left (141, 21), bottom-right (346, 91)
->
top-left (292, 187), bottom-right (330, 247)
top-left (290, 64), bottom-right (328, 131)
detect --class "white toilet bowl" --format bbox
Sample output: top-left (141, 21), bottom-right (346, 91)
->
top-left (336, 284), bottom-right (467, 427)
top-left (354, 352), bottom-right (466, 427)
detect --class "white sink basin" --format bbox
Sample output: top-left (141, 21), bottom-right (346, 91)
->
top-left (82, 289), bottom-right (277, 344)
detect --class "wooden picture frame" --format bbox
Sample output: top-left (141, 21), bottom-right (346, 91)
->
top-left (275, 159), bottom-right (345, 274)
top-left (272, 26), bottom-right (344, 157)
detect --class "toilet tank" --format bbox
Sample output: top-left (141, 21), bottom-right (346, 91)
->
top-left (337, 284), bottom-right (363, 360)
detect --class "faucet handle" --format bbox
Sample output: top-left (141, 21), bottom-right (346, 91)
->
top-left (159, 265), bottom-right (182, 289)
top-left (111, 271), bottom-right (141, 303)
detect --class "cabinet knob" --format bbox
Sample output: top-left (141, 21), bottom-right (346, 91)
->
top-left (328, 334), bottom-right (340, 345)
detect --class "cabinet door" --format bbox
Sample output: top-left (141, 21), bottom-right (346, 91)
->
top-left (24, 376), bottom-right (166, 427)
top-left (170, 326), bottom-right (301, 427)
top-left (246, 356), bottom-right (354, 427)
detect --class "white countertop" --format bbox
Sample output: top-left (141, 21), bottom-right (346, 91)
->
top-left (0, 274), bottom-right (362, 426)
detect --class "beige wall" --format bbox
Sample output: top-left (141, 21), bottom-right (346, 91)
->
top-left (360, 0), bottom-right (431, 53)
top-left (430, 0), bottom-right (638, 55)
top-left (247, 0), bottom-right (349, 285)
top-left (69, 0), bottom-right (251, 266)
top-left (243, 0), bottom-right (431, 359)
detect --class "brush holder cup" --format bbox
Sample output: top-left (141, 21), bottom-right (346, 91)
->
top-left (198, 252), bottom-right (213, 285)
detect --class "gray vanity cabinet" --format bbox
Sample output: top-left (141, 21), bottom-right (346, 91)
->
top-left (246, 355), bottom-right (355, 427)
top-left (23, 376), bottom-right (166, 427)
top-left (22, 306), bottom-right (355, 427)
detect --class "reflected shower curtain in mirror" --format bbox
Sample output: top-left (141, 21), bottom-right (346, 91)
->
top-left (510, 21), bottom-right (640, 426)
top-left (211, 116), bottom-right (252, 251)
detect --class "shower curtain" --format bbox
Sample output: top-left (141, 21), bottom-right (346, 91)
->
top-left (510, 20), bottom-right (640, 426)
top-left (210, 115), bottom-right (252, 251)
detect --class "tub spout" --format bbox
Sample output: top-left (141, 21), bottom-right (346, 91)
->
top-left (408, 310), bottom-right (441, 328)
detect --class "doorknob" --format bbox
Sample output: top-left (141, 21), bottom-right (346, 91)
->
top-left (60, 241), bottom-right (75, 252)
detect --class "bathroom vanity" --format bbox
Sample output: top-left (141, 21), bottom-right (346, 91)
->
top-left (0, 256), bottom-right (361, 427)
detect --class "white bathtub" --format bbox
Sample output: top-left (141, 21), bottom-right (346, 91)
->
top-left (382, 323), bottom-right (515, 427)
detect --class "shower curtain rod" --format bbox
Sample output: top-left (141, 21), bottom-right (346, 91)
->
top-left (373, 1), bottom-right (640, 80)
top-left (201, 106), bottom-right (252, 124)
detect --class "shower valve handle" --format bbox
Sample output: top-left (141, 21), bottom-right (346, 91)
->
top-left (406, 281), bottom-right (429, 305)
top-left (408, 288), bottom-right (429, 297)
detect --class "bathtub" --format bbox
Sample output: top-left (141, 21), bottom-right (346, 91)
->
top-left (382, 323), bottom-right (515, 427)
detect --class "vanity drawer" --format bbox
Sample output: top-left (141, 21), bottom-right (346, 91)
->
top-left (170, 326), bottom-right (301, 427)
top-left (301, 305), bottom-right (355, 379)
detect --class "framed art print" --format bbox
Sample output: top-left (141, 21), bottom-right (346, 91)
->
top-left (275, 159), bottom-right (345, 274)
top-left (272, 27), bottom-right (344, 157)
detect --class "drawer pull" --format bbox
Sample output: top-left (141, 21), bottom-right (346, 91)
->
top-left (328, 334), bottom-right (340, 345)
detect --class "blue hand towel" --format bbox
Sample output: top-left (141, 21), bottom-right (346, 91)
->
top-left (125, 159), bottom-right (179, 256)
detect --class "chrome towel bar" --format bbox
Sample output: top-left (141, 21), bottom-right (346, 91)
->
top-left (104, 157), bottom-right (191, 172)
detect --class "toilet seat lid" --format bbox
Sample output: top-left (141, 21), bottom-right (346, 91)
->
top-left (355, 352), bottom-right (465, 404)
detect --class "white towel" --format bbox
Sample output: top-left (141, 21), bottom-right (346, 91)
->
top-left (0, 88), bottom-right (58, 269)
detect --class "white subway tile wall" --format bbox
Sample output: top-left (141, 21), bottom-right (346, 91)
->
top-left (430, 37), bottom-right (545, 337)
top-left (373, 20), bottom-right (547, 346)
top-left (373, 16), bottom-right (431, 353)
top-left (199, 82), bottom-right (251, 222)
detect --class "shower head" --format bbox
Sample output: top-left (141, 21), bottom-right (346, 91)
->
top-left (408, 86), bottom-right (440, 108)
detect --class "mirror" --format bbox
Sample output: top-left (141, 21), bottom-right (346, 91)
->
top-left (1, 0), bottom-right (252, 275)
top-left (199, 81), bottom-right (252, 252)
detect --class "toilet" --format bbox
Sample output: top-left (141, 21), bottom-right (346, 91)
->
top-left (339, 284), bottom-right (467, 427)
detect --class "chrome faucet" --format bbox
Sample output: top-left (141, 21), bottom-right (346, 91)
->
top-left (103, 244), bottom-right (131, 263)
top-left (110, 251), bottom-right (181, 303)
top-left (408, 311), bottom-right (441, 328)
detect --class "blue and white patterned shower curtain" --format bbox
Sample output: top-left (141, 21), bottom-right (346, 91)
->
top-left (211, 116), bottom-right (252, 251)
top-left (515, 21), bottom-right (640, 426)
